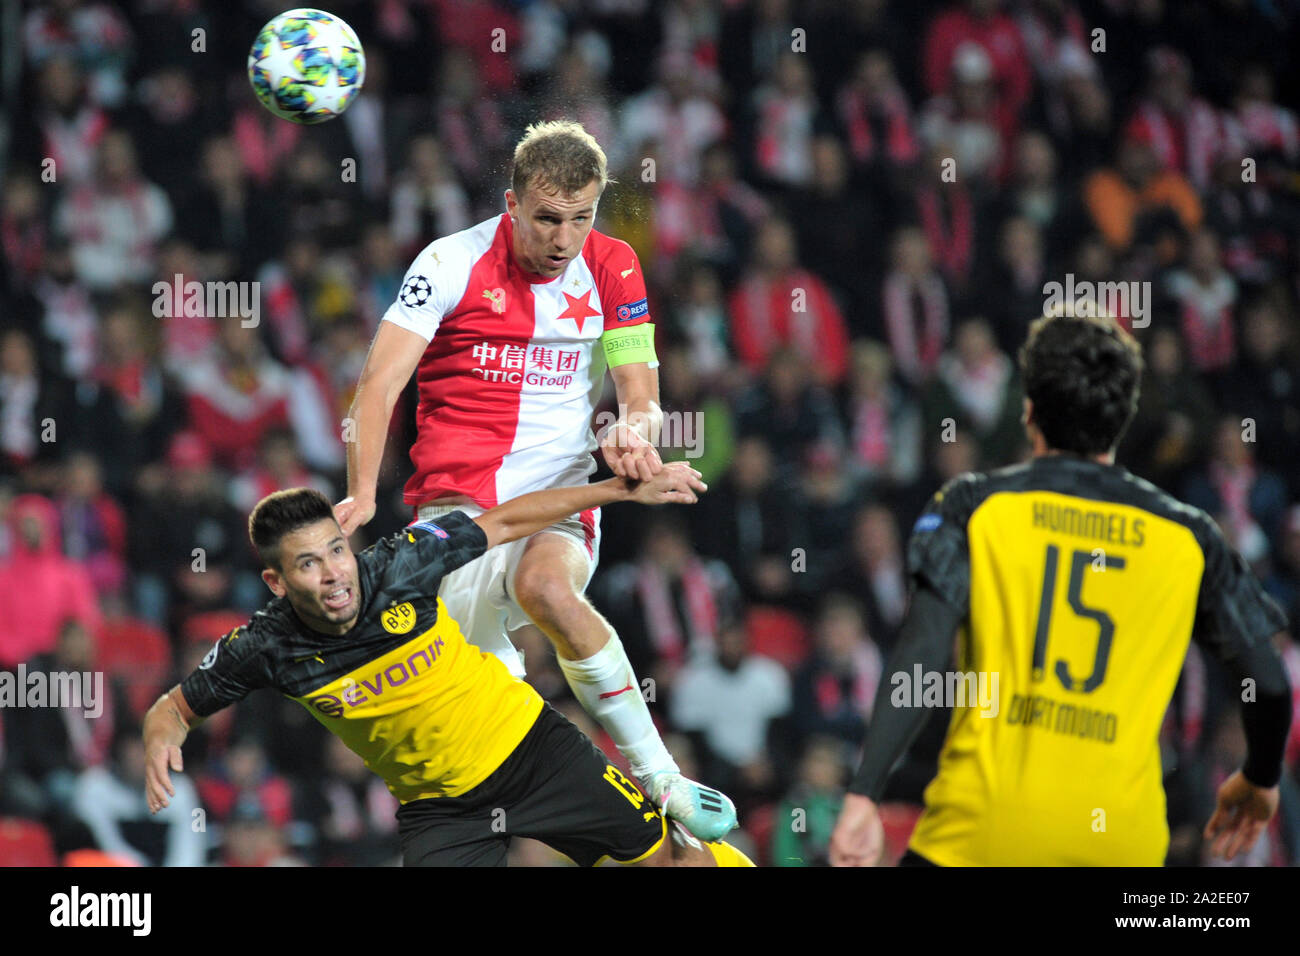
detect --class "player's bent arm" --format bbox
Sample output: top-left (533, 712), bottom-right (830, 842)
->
top-left (142, 685), bottom-right (204, 813)
top-left (344, 321), bottom-right (429, 508)
top-left (608, 361), bottom-right (662, 442)
top-left (604, 361), bottom-right (664, 480)
top-left (846, 585), bottom-right (965, 800)
top-left (473, 465), bottom-right (706, 550)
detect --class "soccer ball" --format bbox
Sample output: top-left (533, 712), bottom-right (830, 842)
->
top-left (247, 8), bottom-right (365, 124)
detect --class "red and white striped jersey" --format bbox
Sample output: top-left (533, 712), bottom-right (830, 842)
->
top-left (382, 213), bottom-right (654, 508)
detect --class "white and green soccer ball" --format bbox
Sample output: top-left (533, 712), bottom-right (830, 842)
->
top-left (247, 8), bottom-right (365, 124)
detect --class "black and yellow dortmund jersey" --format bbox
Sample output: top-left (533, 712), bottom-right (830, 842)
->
top-left (181, 512), bottom-right (543, 802)
top-left (906, 455), bottom-right (1286, 866)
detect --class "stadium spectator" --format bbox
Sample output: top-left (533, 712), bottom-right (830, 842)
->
top-left (389, 135), bottom-right (473, 256)
top-left (127, 430), bottom-right (256, 628)
top-left (538, 46), bottom-right (622, 173)
top-left (655, 343), bottom-right (735, 486)
top-left (790, 595), bottom-right (884, 745)
top-left (670, 617), bottom-right (791, 807)
top-left (983, 214), bottom-right (1052, 356)
top-left (54, 129), bottom-right (172, 291)
top-left (834, 49), bottom-right (920, 196)
top-left (218, 802), bottom-right (305, 867)
top-left (1183, 415), bottom-right (1289, 565)
top-left (23, 0), bottom-right (133, 108)
top-left (1044, 41), bottom-right (1114, 180)
top-left (1202, 152), bottom-right (1286, 288)
top-left (824, 506), bottom-right (910, 653)
top-left (1119, 325), bottom-right (1216, 492)
top-left (797, 442), bottom-right (859, 591)
top-left (771, 736), bottom-right (847, 867)
top-left (73, 725), bottom-right (203, 867)
top-left (1220, 296), bottom-right (1300, 487)
top-left (729, 218), bottom-right (851, 386)
top-left (922, 0), bottom-right (1032, 122)
top-left (126, 65), bottom-right (218, 200)
top-left (1166, 228), bottom-right (1239, 377)
top-left (1, 617), bottom-right (132, 861)
top-left (665, 263), bottom-right (734, 383)
top-left (683, 143), bottom-right (770, 287)
top-left (180, 320), bottom-right (341, 474)
top-left (1084, 132), bottom-right (1203, 253)
top-left (789, 136), bottom-right (877, 308)
top-left (54, 451), bottom-right (126, 598)
top-left (30, 239), bottom-right (97, 381)
top-left (228, 428), bottom-right (334, 516)
top-left (295, 736), bottom-right (398, 867)
top-left (596, 513), bottom-right (741, 684)
top-left (734, 348), bottom-right (844, 477)
top-left (0, 495), bottom-right (101, 669)
top-left (1, 0), bottom-right (1297, 867)
top-left (923, 317), bottom-right (1023, 465)
top-left (1125, 47), bottom-right (1238, 193)
top-left (73, 297), bottom-right (185, 497)
top-left (918, 42), bottom-right (1007, 186)
top-left (843, 339), bottom-right (924, 494)
top-left (744, 51), bottom-right (823, 193)
top-left (23, 58), bottom-right (110, 187)
top-left (692, 436), bottom-right (803, 606)
top-left (620, 49), bottom-right (725, 189)
top-left (1, 173), bottom-right (49, 297)
top-left (432, 48), bottom-right (512, 207)
top-left (879, 226), bottom-right (951, 385)
top-left (995, 131), bottom-right (1076, 267)
top-left (0, 328), bottom-right (71, 478)
top-left (174, 135), bottom-right (284, 279)
top-left (197, 736), bottom-right (294, 829)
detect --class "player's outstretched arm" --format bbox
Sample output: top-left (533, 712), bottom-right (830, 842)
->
top-left (338, 321), bottom-right (429, 535)
top-left (143, 685), bottom-right (203, 814)
top-left (473, 462), bottom-right (705, 550)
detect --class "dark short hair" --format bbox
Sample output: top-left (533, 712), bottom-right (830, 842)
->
top-left (1019, 313), bottom-right (1144, 455)
top-left (248, 488), bottom-right (337, 570)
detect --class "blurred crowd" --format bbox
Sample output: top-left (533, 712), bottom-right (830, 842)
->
top-left (1, 0), bottom-right (1300, 866)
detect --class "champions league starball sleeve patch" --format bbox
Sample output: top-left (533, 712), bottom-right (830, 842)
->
top-left (400, 275), bottom-right (432, 307)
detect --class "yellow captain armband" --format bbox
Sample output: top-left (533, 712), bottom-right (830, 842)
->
top-left (601, 322), bottom-right (658, 369)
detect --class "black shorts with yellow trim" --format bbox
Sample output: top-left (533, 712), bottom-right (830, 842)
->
top-left (397, 703), bottom-right (666, 867)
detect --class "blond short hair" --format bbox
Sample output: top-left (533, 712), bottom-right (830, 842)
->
top-left (511, 120), bottom-right (611, 200)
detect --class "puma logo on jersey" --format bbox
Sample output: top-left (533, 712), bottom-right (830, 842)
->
top-left (621, 265), bottom-right (636, 278)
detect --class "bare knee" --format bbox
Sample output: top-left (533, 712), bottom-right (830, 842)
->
top-left (514, 564), bottom-right (590, 635)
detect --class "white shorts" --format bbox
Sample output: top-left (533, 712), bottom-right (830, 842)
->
top-left (414, 501), bottom-right (602, 677)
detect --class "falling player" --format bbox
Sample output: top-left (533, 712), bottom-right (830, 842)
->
top-left (333, 120), bottom-right (736, 839)
top-left (145, 469), bottom-right (751, 865)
